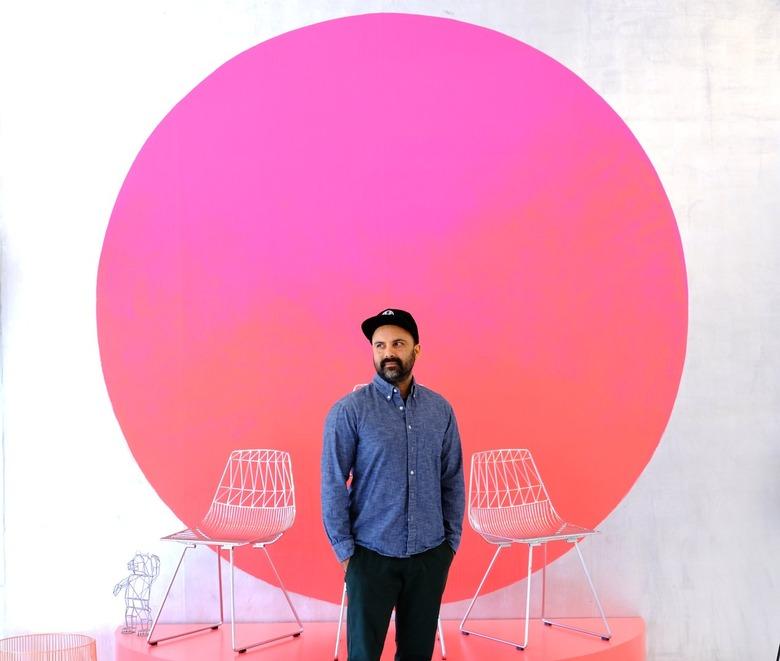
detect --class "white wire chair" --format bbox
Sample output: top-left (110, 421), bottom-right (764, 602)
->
top-left (333, 385), bottom-right (447, 660)
top-left (147, 449), bottom-right (303, 653)
top-left (459, 448), bottom-right (611, 651)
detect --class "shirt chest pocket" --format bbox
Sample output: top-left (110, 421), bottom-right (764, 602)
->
top-left (356, 420), bottom-right (408, 461)
top-left (412, 419), bottom-right (447, 456)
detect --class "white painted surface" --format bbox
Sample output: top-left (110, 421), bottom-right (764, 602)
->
top-left (0, 2), bottom-right (777, 660)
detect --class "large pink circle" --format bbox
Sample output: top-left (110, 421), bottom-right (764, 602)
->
top-left (97, 13), bottom-right (686, 603)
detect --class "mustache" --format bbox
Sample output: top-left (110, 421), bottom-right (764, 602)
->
top-left (381, 358), bottom-right (402, 368)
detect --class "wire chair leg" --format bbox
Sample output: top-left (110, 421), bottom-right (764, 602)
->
top-left (217, 547), bottom-right (224, 624)
top-left (542, 540), bottom-right (612, 641)
top-left (262, 546), bottom-right (304, 629)
top-left (520, 544), bottom-right (534, 649)
top-left (459, 543), bottom-right (536, 650)
top-left (147, 544), bottom-right (223, 646)
top-left (461, 543), bottom-right (536, 650)
top-left (334, 583), bottom-right (347, 660)
top-left (437, 616), bottom-right (447, 658)
top-left (459, 544), bottom-right (505, 631)
top-left (226, 545), bottom-right (304, 653)
top-left (541, 542), bottom-right (547, 621)
top-left (229, 547), bottom-right (238, 651)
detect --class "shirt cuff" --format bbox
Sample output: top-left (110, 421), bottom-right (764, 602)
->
top-left (332, 538), bottom-right (355, 563)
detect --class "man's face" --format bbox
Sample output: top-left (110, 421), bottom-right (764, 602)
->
top-left (371, 325), bottom-right (420, 384)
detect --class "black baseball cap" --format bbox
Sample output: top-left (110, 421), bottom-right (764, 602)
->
top-left (361, 308), bottom-right (419, 344)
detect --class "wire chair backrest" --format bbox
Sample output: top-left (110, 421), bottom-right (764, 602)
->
top-left (200, 449), bottom-right (295, 540)
top-left (468, 449), bottom-right (564, 540)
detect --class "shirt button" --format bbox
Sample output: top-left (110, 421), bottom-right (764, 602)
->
top-left (399, 406), bottom-right (404, 410)
top-left (387, 395), bottom-right (391, 400)
top-left (410, 470), bottom-right (415, 475)
top-left (408, 425), bottom-right (412, 429)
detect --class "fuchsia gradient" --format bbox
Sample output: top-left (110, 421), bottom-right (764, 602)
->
top-left (97, 14), bottom-right (687, 603)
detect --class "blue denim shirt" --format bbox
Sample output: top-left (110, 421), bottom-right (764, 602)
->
top-left (321, 374), bottom-right (465, 562)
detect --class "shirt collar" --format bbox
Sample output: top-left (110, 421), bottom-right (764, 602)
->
top-left (371, 373), bottom-right (418, 399)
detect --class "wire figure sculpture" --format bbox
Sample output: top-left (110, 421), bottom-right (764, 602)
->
top-left (113, 553), bottom-right (161, 636)
top-left (333, 384), bottom-right (447, 660)
top-left (459, 448), bottom-right (611, 651)
top-left (147, 449), bottom-right (303, 654)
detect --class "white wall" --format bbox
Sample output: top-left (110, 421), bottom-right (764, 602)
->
top-left (1, 2), bottom-right (777, 660)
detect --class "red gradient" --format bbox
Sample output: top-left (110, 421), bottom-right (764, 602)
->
top-left (97, 14), bottom-right (687, 603)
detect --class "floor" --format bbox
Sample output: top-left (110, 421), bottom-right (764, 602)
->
top-left (116, 618), bottom-right (645, 660)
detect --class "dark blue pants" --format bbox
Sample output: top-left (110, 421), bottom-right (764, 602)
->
top-left (345, 542), bottom-right (454, 661)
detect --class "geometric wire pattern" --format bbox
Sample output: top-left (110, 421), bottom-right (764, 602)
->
top-left (468, 449), bottom-right (593, 543)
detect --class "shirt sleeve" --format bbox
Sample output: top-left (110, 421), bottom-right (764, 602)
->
top-left (441, 405), bottom-right (465, 552)
top-left (321, 400), bottom-right (358, 562)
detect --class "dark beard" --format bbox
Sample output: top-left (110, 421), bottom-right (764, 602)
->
top-left (376, 357), bottom-right (413, 384)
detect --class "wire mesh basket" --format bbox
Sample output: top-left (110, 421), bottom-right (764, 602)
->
top-left (0, 634), bottom-right (96, 661)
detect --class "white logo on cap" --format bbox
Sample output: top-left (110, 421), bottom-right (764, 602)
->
top-left (381, 310), bottom-right (395, 315)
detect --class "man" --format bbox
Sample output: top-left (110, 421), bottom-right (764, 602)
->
top-left (321, 308), bottom-right (465, 661)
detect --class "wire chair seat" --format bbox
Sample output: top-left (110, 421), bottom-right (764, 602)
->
top-left (469, 505), bottom-right (595, 544)
top-left (163, 504), bottom-right (295, 546)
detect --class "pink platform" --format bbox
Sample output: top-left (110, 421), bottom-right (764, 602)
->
top-left (116, 619), bottom-right (644, 660)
